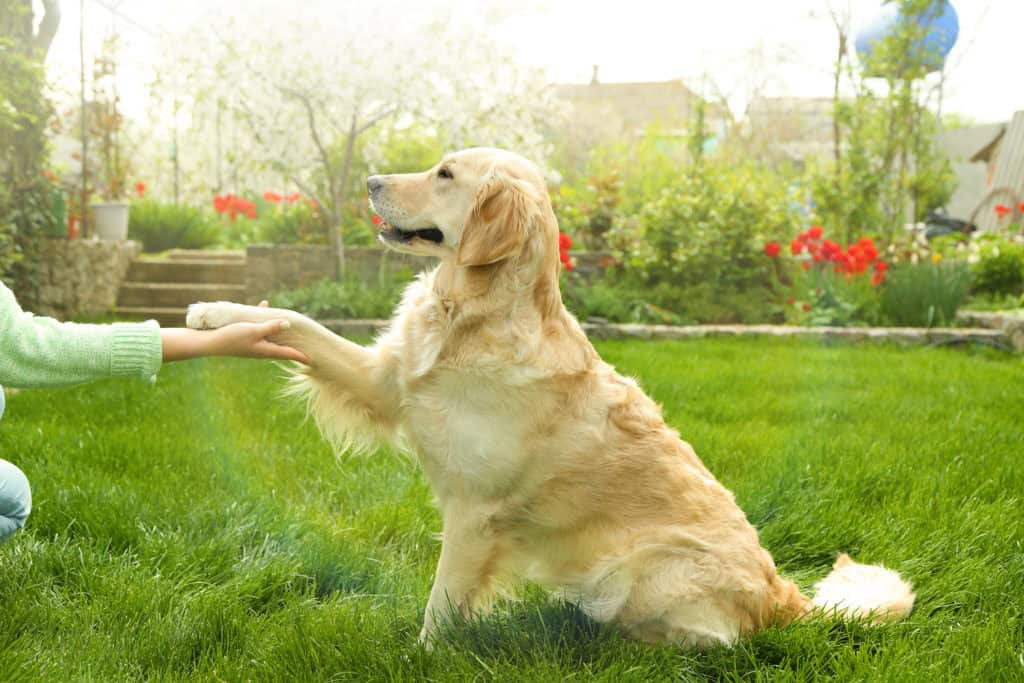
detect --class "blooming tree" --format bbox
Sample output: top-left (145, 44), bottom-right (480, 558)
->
top-left (148, 1), bottom-right (561, 276)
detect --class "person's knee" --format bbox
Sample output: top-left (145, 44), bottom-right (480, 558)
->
top-left (0, 459), bottom-right (32, 536)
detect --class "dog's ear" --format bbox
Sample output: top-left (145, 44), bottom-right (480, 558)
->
top-left (456, 171), bottom-right (536, 267)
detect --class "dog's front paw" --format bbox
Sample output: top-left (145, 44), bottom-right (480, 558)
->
top-left (186, 302), bottom-right (234, 330)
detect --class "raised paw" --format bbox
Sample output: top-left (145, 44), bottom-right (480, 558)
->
top-left (186, 302), bottom-right (237, 330)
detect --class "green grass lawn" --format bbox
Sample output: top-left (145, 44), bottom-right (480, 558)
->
top-left (1, 338), bottom-right (1022, 681)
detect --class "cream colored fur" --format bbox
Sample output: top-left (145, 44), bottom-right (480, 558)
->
top-left (187, 148), bottom-right (915, 648)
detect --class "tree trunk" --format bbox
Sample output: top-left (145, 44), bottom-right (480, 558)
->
top-left (331, 115), bottom-right (359, 280)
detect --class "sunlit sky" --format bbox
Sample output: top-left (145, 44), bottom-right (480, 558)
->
top-left (40, 0), bottom-right (1024, 125)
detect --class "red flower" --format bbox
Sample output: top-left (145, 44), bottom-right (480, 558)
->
top-left (871, 272), bottom-right (886, 286)
top-left (874, 260), bottom-right (888, 272)
top-left (787, 296), bottom-right (795, 305)
top-left (135, 181), bottom-right (146, 198)
top-left (287, 192), bottom-right (300, 203)
top-left (764, 241), bottom-right (781, 257)
top-left (790, 239), bottom-right (804, 255)
top-left (559, 232), bottom-right (572, 250)
top-left (1019, 202), bottom-right (1024, 213)
top-left (802, 302), bottom-right (811, 312)
top-left (797, 231), bottom-right (810, 243)
top-left (801, 261), bottom-right (811, 270)
top-left (246, 207), bottom-right (257, 219)
top-left (263, 191), bottom-right (282, 203)
top-left (371, 214), bottom-right (382, 226)
top-left (995, 204), bottom-right (1011, 217)
top-left (213, 195), bottom-right (229, 213)
top-left (807, 225), bottom-right (824, 239)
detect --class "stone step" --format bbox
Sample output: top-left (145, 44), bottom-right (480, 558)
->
top-left (115, 306), bottom-right (188, 327)
top-left (128, 259), bottom-right (246, 284)
top-left (166, 249), bottom-right (245, 261)
top-left (117, 282), bottom-right (247, 308)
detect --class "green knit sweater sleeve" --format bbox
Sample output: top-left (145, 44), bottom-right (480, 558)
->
top-left (0, 282), bottom-right (163, 388)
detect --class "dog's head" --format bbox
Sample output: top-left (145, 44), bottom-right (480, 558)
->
top-left (368, 148), bottom-right (556, 269)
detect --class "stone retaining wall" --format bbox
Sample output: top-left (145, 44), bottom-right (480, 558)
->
top-left (318, 319), bottom-right (1018, 351)
top-left (244, 244), bottom-right (616, 304)
top-left (23, 238), bottom-right (140, 320)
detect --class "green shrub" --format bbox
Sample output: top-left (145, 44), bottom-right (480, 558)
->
top-left (972, 247), bottom-right (1024, 298)
top-left (257, 201), bottom-right (327, 245)
top-left (552, 172), bottom-right (622, 250)
top-left (128, 200), bottom-right (220, 252)
top-left (607, 162), bottom-right (799, 294)
top-left (272, 270), bottom-right (415, 320)
top-left (880, 261), bottom-right (971, 327)
top-left (562, 272), bottom-right (778, 325)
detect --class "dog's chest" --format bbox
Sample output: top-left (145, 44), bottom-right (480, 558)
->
top-left (404, 370), bottom-right (537, 497)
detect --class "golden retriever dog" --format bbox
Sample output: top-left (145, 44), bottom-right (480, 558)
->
top-left (187, 148), bottom-right (914, 648)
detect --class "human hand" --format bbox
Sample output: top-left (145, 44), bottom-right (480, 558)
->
top-left (162, 301), bottom-right (311, 364)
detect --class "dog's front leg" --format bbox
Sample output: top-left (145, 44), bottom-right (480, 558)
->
top-left (187, 301), bottom-right (401, 440)
top-left (420, 504), bottom-right (501, 645)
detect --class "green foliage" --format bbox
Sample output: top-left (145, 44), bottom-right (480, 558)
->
top-left (971, 243), bottom-right (1024, 298)
top-left (608, 161), bottom-right (798, 293)
top-left (256, 201), bottom-right (326, 246)
top-left (127, 199), bottom-right (220, 252)
top-left (562, 272), bottom-right (779, 325)
top-left (272, 270), bottom-right (414, 320)
top-left (0, 8), bottom-right (54, 293)
top-left (880, 261), bottom-right (971, 327)
top-left (551, 172), bottom-right (622, 250)
top-left (810, 0), bottom-right (956, 243)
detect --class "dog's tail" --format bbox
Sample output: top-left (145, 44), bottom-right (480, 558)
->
top-left (766, 553), bottom-right (914, 629)
top-left (808, 553), bottom-right (915, 623)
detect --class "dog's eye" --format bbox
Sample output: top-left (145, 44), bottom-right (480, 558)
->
top-left (438, 167), bottom-right (454, 180)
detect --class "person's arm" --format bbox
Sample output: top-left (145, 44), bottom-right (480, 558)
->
top-left (0, 283), bottom-right (308, 389)
top-left (161, 319), bottom-right (309, 364)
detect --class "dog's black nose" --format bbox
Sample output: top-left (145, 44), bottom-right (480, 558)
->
top-left (367, 176), bottom-right (384, 193)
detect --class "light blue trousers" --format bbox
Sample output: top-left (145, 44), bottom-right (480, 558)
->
top-left (0, 387), bottom-right (32, 544)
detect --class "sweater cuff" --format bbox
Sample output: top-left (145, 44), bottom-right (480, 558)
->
top-left (110, 321), bottom-right (163, 383)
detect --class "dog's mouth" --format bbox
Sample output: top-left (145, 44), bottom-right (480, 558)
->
top-left (377, 219), bottom-right (445, 245)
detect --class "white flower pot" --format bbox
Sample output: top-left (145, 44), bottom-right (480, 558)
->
top-left (91, 202), bottom-right (130, 241)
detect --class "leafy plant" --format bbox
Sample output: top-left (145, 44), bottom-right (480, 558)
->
top-left (256, 198), bottom-right (326, 245)
top-left (128, 200), bottom-right (220, 252)
top-left (272, 270), bottom-right (415, 320)
top-left (0, 6), bottom-right (55, 296)
top-left (608, 162), bottom-right (798, 294)
top-left (880, 261), bottom-right (971, 327)
top-left (971, 243), bottom-right (1024, 298)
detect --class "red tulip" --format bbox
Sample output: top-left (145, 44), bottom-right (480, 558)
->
top-left (246, 207), bottom-right (257, 219)
top-left (787, 296), bottom-right (795, 304)
top-left (801, 261), bottom-right (811, 270)
top-left (764, 241), bottom-right (781, 258)
top-left (790, 240), bottom-right (804, 255)
top-left (807, 226), bottom-right (823, 239)
top-left (135, 181), bottom-right (146, 198)
top-left (874, 261), bottom-right (888, 272)
top-left (995, 204), bottom-right (1011, 217)
top-left (559, 232), bottom-right (572, 250)
top-left (871, 272), bottom-right (886, 286)
top-left (802, 302), bottom-right (811, 311)
top-left (371, 214), bottom-right (382, 226)
top-left (287, 192), bottom-right (300, 203)
top-left (263, 191), bottom-right (282, 203)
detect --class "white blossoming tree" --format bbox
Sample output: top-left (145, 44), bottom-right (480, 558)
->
top-left (147, 1), bottom-right (561, 276)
